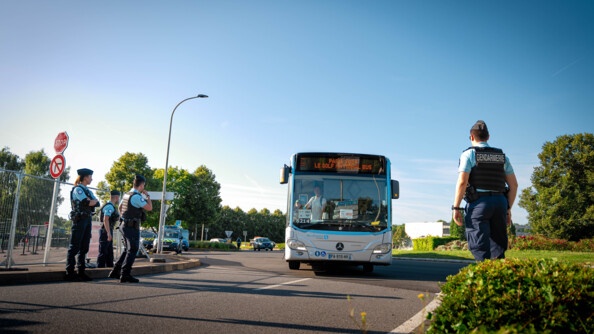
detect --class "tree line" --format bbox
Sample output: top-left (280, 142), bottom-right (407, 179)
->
top-left (94, 152), bottom-right (285, 242)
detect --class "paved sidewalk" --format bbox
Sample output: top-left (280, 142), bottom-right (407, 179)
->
top-left (0, 253), bottom-right (201, 286)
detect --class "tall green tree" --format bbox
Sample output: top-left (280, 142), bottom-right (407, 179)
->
top-left (103, 152), bottom-right (155, 196)
top-left (0, 147), bottom-right (24, 171)
top-left (0, 147), bottom-right (25, 223)
top-left (519, 133), bottom-right (594, 241)
top-left (19, 150), bottom-right (70, 227)
top-left (154, 165), bottom-right (222, 234)
top-left (102, 152), bottom-right (157, 226)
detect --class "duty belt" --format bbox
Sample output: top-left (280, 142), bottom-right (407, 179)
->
top-left (121, 219), bottom-right (141, 229)
top-left (477, 192), bottom-right (504, 197)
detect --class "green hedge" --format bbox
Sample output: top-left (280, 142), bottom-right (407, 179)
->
top-left (413, 237), bottom-right (458, 251)
top-left (189, 241), bottom-right (238, 250)
top-left (427, 258), bottom-right (594, 333)
top-left (511, 235), bottom-right (594, 252)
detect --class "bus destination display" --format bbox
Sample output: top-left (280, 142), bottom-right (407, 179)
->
top-left (297, 154), bottom-right (385, 174)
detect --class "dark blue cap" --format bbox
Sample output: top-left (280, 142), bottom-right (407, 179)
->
top-left (77, 168), bottom-right (93, 177)
top-left (110, 190), bottom-right (121, 196)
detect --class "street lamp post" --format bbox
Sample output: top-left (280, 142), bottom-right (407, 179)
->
top-left (156, 94), bottom-right (208, 254)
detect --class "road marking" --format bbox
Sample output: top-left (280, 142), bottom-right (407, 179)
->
top-left (255, 278), bottom-right (311, 291)
top-left (389, 293), bottom-right (442, 333)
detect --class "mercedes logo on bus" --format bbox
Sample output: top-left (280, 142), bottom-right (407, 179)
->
top-left (336, 242), bottom-right (344, 251)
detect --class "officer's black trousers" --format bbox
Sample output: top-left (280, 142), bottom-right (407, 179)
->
top-left (465, 194), bottom-right (508, 261)
top-left (66, 216), bottom-right (92, 273)
top-left (114, 226), bottom-right (139, 276)
top-left (97, 228), bottom-right (114, 267)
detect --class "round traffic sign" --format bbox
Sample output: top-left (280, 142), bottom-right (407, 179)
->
top-left (54, 131), bottom-right (69, 153)
top-left (49, 154), bottom-right (66, 179)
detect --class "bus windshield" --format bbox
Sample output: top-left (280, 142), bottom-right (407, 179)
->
top-left (291, 174), bottom-right (388, 232)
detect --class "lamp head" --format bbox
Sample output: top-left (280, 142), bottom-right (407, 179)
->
top-left (197, 94), bottom-right (209, 98)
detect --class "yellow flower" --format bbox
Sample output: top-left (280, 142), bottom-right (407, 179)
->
top-left (418, 293), bottom-right (425, 300)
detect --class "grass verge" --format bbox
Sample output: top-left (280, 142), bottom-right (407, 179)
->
top-left (392, 249), bottom-right (594, 265)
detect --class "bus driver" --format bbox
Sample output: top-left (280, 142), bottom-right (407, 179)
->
top-left (304, 183), bottom-right (327, 221)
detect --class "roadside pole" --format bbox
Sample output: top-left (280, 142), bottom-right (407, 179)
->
top-left (43, 179), bottom-right (60, 266)
top-left (1, 172), bottom-right (23, 269)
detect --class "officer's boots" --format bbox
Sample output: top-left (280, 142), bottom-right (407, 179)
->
top-left (77, 268), bottom-right (93, 282)
top-left (64, 270), bottom-right (80, 282)
top-left (108, 266), bottom-right (121, 279)
top-left (120, 273), bottom-right (139, 283)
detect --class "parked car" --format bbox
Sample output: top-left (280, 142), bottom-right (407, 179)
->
top-left (153, 228), bottom-right (183, 254)
top-left (252, 237), bottom-right (275, 251)
top-left (181, 229), bottom-right (189, 251)
top-left (140, 230), bottom-right (156, 250)
top-left (209, 238), bottom-right (226, 243)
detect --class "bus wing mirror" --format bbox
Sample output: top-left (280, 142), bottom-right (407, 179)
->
top-left (280, 165), bottom-right (290, 184)
top-left (391, 180), bottom-right (399, 199)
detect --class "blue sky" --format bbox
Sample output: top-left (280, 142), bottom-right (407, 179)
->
top-left (1, 1), bottom-right (593, 225)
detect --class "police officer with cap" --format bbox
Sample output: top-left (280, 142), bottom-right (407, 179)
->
top-left (96, 190), bottom-right (120, 268)
top-left (109, 174), bottom-right (152, 283)
top-left (453, 120), bottom-right (518, 261)
top-left (65, 168), bottom-right (100, 281)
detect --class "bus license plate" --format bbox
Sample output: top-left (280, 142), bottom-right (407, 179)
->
top-left (328, 253), bottom-right (351, 260)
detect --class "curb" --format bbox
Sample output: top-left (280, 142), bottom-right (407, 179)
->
top-left (392, 256), bottom-right (475, 264)
top-left (0, 257), bottom-right (201, 286)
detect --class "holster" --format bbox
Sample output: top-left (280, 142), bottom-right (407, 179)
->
top-left (120, 219), bottom-right (140, 229)
top-left (69, 211), bottom-right (90, 221)
top-left (464, 185), bottom-right (479, 203)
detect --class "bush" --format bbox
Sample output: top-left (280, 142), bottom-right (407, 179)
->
top-left (510, 235), bottom-right (594, 252)
top-left (393, 224), bottom-right (412, 249)
top-left (574, 238), bottom-right (594, 252)
top-left (449, 219), bottom-right (466, 241)
top-left (427, 258), bottom-right (594, 333)
top-left (413, 237), bottom-right (458, 251)
top-left (435, 240), bottom-right (468, 251)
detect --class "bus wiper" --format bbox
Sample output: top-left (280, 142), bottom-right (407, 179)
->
top-left (300, 220), bottom-right (325, 228)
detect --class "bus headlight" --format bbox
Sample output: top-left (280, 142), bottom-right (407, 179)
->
top-left (287, 239), bottom-right (306, 251)
top-left (372, 243), bottom-right (392, 254)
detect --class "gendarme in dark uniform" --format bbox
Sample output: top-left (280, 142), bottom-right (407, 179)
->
top-left (109, 174), bottom-right (152, 283)
top-left (65, 168), bottom-right (100, 281)
top-left (452, 120), bottom-right (518, 261)
top-left (96, 190), bottom-right (121, 268)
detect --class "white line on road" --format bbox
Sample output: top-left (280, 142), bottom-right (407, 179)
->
top-left (255, 278), bottom-right (311, 291)
top-left (389, 294), bottom-right (442, 333)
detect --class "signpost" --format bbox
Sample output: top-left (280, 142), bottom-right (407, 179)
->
top-left (44, 131), bottom-right (69, 266)
top-left (49, 131), bottom-right (69, 179)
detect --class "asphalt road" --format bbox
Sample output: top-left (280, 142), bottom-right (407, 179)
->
top-left (0, 251), bottom-right (469, 334)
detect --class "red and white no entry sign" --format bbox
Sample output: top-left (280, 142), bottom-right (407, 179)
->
top-left (49, 154), bottom-right (66, 179)
top-left (54, 131), bottom-right (69, 154)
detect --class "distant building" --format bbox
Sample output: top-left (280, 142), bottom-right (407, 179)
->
top-left (405, 222), bottom-right (444, 239)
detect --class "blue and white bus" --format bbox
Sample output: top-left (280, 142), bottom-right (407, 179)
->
top-left (280, 152), bottom-right (399, 272)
